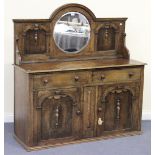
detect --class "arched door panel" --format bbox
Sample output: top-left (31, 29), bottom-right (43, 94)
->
top-left (34, 87), bottom-right (81, 143)
top-left (97, 83), bottom-right (139, 136)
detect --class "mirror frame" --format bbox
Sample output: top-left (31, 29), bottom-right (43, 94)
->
top-left (50, 3), bottom-right (96, 58)
top-left (53, 11), bottom-right (91, 54)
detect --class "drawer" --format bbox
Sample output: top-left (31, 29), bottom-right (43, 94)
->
top-left (93, 68), bottom-right (141, 83)
top-left (33, 70), bottom-right (92, 88)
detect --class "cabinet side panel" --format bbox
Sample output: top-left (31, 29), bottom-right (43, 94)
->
top-left (138, 66), bottom-right (144, 130)
top-left (14, 67), bottom-right (29, 145)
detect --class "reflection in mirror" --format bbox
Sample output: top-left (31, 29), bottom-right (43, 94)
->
top-left (53, 12), bottom-right (90, 53)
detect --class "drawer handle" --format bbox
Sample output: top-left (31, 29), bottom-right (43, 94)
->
top-left (55, 90), bottom-right (61, 95)
top-left (101, 74), bottom-right (105, 80)
top-left (76, 110), bottom-right (82, 115)
top-left (74, 76), bottom-right (79, 82)
top-left (128, 72), bottom-right (134, 78)
top-left (43, 79), bottom-right (48, 84)
top-left (98, 107), bottom-right (102, 112)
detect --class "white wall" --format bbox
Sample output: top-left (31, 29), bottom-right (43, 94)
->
top-left (4, 0), bottom-right (151, 122)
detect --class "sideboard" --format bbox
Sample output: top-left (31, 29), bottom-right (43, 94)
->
top-left (13, 3), bottom-right (145, 151)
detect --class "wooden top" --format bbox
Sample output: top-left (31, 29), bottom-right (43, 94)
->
top-left (13, 18), bottom-right (128, 23)
top-left (14, 59), bottom-right (146, 73)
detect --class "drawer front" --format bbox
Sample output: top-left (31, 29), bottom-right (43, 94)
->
top-left (33, 71), bottom-right (92, 88)
top-left (93, 68), bottom-right (141, 83)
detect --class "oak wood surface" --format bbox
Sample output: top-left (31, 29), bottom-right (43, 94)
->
top-left (14, 59), bottom-right (145, 73)
top-left (14, 131), bottom-right (142, 151)
top-left (14, 3), bottom-right (146, 151)
top-left (13, 3), bottom-right (130, 64)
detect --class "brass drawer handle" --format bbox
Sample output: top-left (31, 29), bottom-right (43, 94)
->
top-left (101, 74), bottom-right (105, 80)
top-left (74, 76), bottom-right (79, 82)
top-left (128, 72), bottom-right (134, 78)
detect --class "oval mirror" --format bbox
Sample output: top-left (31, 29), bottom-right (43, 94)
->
top-left (53, 12), bottom-right (90, 53)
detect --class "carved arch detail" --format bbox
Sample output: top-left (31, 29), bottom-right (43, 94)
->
top-left (49, 3), bottom-right (96, 20)
top-left (95, 23), bottom-right (118, 34)
top-left (23, 23), bottom-right (48, 55)
top-left (96, 23), bottom-right (119, 51)
top-left (36, 90), bottom-right (76, 109)
top-left (101, 85), bottom-right (136, 104)
top-left (23, 24), bottom-right (48, 34)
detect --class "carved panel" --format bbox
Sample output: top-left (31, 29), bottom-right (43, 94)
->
top-left (41, 95), bottom-right (73, 140)
top-left (103, 90), bottom-right (132, 131)
top-left (97, 83), bottom-right (140, 135)
top-left (96, 23), bottom-right (117, 51)
top-left (24, 24), bottom-right (47, 54)
top-left (14, 3), bottom-right (130, 64)
top-left (34, 87), bottom-right (81, 142)
top-left (97, 27), bottom-right (116, 51)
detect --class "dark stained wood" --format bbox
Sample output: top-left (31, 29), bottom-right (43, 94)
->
top-left (14, 67), bottom-right (34, 146)
top-left (49, 3), bottom-right (96, 20)
top-left (14, 130), bottom-right (142, 151)
top-left (13, 4), bottom-right (129, 64)
top-left (14, 68), bottom-right (29, 144)
top-left (14, 3), bottom-right (145, 151)
top-left (14, 59), bottom-right (145, 73)
top-left (40, 91), bottom-right (74, 140)
top-left (33, 87), bottom-right (81, 144)
top-left (93, 67), bottom-right (141, 83)
top-left (24, 29), bottom-right (46, 54)
top-left (82, 86), bottom-right (96, 138)
top-left (97, 27), bottom-right (116, 51)
top-left (13, 18), bottom-right (128, 23)
top-left (33, 70), bottom-right (92, 89)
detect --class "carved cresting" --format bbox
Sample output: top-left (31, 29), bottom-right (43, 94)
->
top-left (102, 85), bottom-right (136, 104)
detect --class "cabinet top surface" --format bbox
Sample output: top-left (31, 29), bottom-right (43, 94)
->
top-left (14, 59), bottom-right (145, 73)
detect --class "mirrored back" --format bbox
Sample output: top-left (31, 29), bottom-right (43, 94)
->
top-left (53, 12), bottom-right (90, 53)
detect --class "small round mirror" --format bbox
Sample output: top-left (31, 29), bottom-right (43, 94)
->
top-left (53, 12), bottom-right (90, 53)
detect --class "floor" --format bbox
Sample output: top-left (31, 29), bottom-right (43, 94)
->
top-left (4, 121), bottom-right (151, 155)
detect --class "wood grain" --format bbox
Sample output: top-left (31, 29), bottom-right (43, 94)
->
top-left (14, 3), bottom-right (145, 151)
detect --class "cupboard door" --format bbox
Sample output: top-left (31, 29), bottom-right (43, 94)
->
top-left (34, 87), bottom-right (82, 143)
top-left (97, 83), bottom-right (140, 136)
